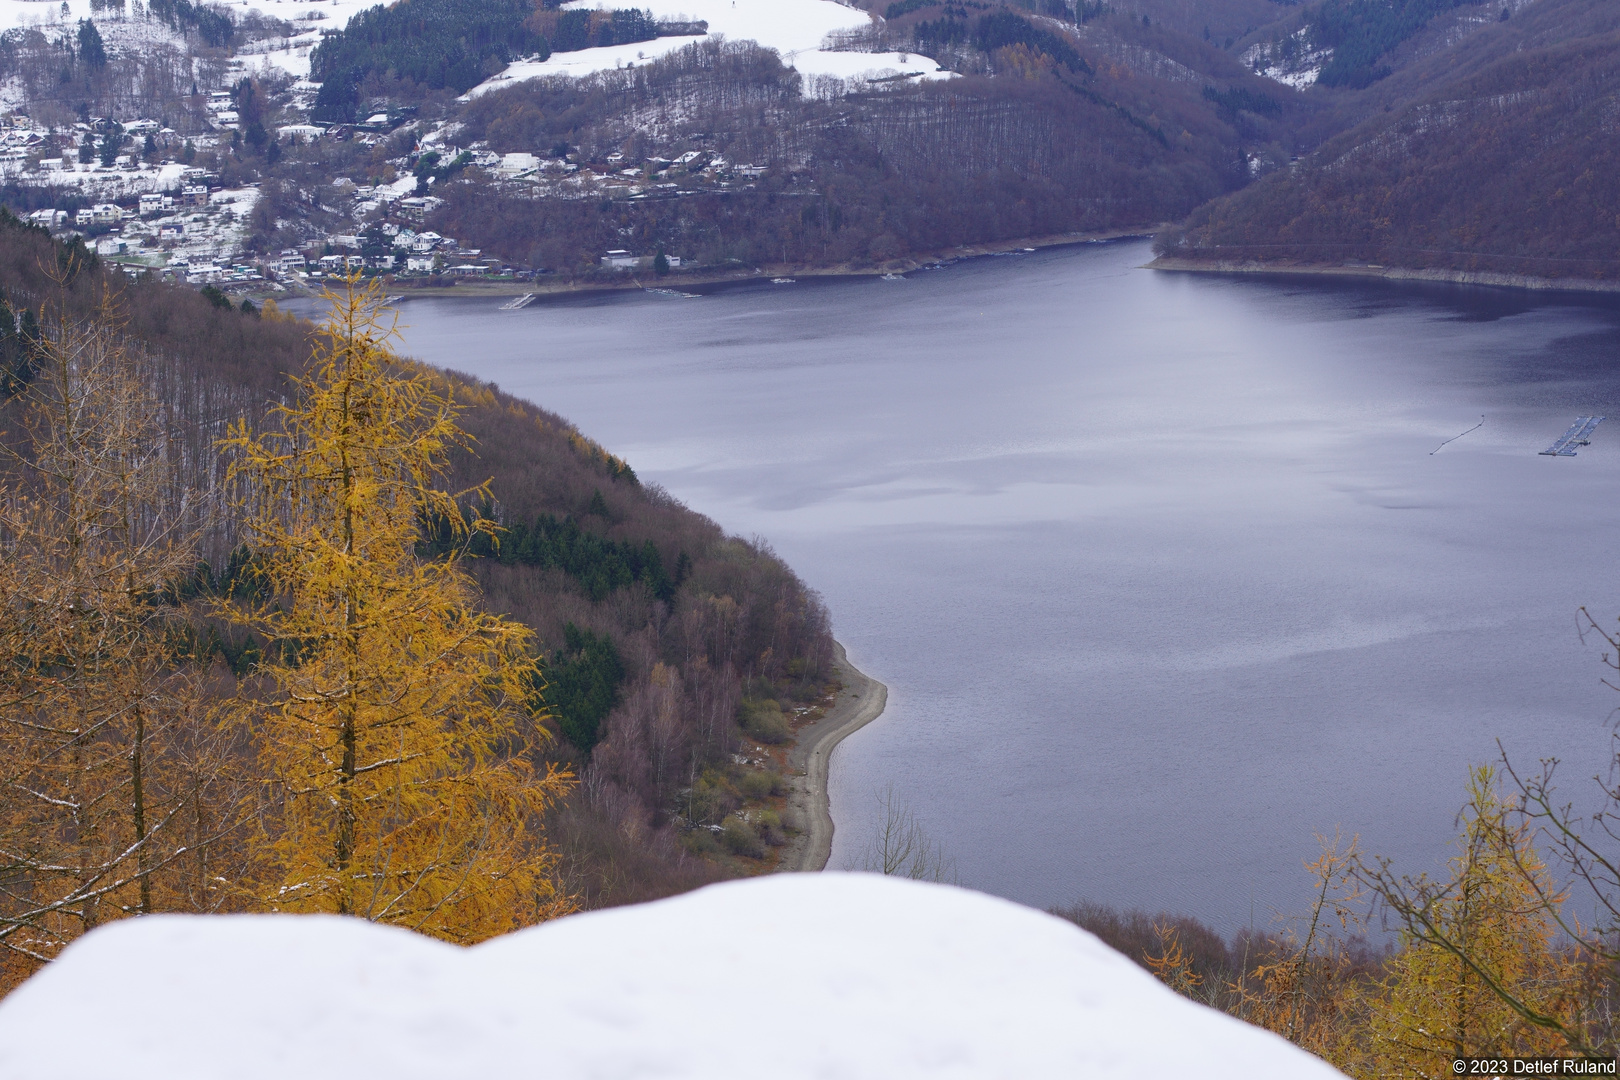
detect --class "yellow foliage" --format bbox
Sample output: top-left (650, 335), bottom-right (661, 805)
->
top-left (1340, 767), bottom-right (1581, 1078)
top-left (1233, 832), bottom-right (1366, 1060)
top-left (220, 276), bottom-right (574, 941)
top-left (1146, 923), bottom-right (1204, 998)
top-left (0, 296), bottom-right (235, 990)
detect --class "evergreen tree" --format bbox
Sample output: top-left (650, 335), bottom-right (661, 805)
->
top-left (76, 20), bottom-right (106, 71)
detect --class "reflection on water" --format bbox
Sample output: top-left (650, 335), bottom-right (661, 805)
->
top-left (388, 242), bottom-right (1620, 930)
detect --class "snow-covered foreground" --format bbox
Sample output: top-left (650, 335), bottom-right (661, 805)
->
top-left (0, 874), bottom-right (1343, 1080)
top-left (467, 0), bottom-right (954, 96)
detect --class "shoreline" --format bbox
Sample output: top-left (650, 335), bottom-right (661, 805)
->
top-left (1147, 255), bottom-right (1620, 296)
top-left (777, 641), bottom-right (888, 874)
top-left (277, 226), bottom-right (1165, 304)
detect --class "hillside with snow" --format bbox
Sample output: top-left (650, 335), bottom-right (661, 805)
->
top-left (466, 0), bottom-right (952, 97)
top-left (0, 0), bottom-right (945, 88)
top-left (0, 874), bottom-right (1344, 1080)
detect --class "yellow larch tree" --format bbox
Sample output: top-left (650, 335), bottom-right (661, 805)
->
top-left (0, 292), bottom-right (232, 991)
top-left (1347, 766), bottom-right (1583, 1078)
top-left (1231, 831), bottom-right (1367, 1062)
top-left (221, 277), bottom-right (573, 941)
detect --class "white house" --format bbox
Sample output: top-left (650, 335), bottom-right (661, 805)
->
top-left (277, 249), bottom-right (306, 272)
top-left (74, 203), bottom-right (122, 226)
top-left (496, 152), bottom-right (538, 177)
top-left (601, 249), bottom-right (639, 269)
top-left (405, 254), bottom-right (435, 272)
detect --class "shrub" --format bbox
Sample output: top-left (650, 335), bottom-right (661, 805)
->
top-left (688, 768), bottom-right (739, 825)
top-left (680, 827), bottom-right (721, 857)
top-left (739, 698), bottom-right (789, 744)
top-left (738, 769), bottom-right (778, 800)
top-left (721, 815), bottom-right (764, 858)
top-left (757, 808), bottom-right (785, 846)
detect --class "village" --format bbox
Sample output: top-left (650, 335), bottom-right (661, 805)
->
top-left (0, 71), bottom-right (778, 296)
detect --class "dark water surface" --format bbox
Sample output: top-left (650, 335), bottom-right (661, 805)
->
top-left (387, 240), bottom-right (1620, 930)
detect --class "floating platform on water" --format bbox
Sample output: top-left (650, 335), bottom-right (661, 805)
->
top-left (1540, 415), bottom-right (1605, 456)
top-left (499, 293), bottom-right (536, 310)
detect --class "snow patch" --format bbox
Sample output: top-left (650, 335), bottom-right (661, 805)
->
top-left (0, 874), bottom-right (1346, 1080)
top-left (466, 0), bottom-right (951, 97)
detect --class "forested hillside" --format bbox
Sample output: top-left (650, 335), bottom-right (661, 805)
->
top-left (0, 212), bottom-right (832, 990)
top-left (429, 20), bottom-right (1297, 272)
top-left (1156, 0), bottom-right (1620, 281)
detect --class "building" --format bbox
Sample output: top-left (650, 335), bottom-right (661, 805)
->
top-left (277, 249), bottom-right (306, 273)
top-left (74, 203), bottom-right (123, 226)
top-left (601, 249), bottom-right (639, 269)
top-left (180, 185), bottom-right (209, 208)
top-left (316, 254), bottom-right (365, 274)
top-left (395, 197), bottom-right (441, 223)
top-left (138, 193), bottom-right (168, 215)
top-left (404, 254), bottom-right (435, 273)
top-left (496, 153), bottom-right (538, 178)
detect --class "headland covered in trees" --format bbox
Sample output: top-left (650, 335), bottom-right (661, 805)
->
top-left (0, 210), bottom-right (858, 994)
top-left (1151, 0), bottom-right (1620, 289)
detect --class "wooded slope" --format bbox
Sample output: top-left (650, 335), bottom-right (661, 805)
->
top-left (1158, 0), bottom-right (1620, 280)
top-left (0, 215), bottom-right (831, 910)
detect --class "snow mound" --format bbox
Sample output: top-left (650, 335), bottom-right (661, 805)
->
top-left (0, 873), bottom-right (1344, 1080)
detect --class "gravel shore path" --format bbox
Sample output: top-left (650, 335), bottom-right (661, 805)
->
top-left (778, 642), bottom-right (888, 874)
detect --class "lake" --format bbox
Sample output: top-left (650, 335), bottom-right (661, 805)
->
top-left (385, 240), bottom-right (1620, 932)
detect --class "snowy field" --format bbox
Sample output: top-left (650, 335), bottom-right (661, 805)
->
top-left (0, 0), bottom-right (949, 90)
top-left (466, 0), bottom-right (954, 96)
top-left (14, 159), bottom-right (188, 198)
top-left (0, 874), bottom-right (1344, 1080)
top-left (0, 0), bottom-right (378, 79)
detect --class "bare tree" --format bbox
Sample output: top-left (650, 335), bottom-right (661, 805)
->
top-left (849, 785), bottom-right (956, 883)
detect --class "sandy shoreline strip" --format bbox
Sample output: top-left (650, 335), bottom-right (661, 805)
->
top-left (778, 641), bottom-right (888, 874)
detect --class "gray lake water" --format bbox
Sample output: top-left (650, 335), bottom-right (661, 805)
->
top-left (387, 239), bottom-right (1620, 932)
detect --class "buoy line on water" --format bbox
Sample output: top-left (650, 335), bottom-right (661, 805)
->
top-left (1431, 415), bottom-right (1485, 455)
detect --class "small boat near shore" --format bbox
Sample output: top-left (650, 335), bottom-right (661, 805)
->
top-left (881, 272), bottom-right (905, 281)
top-left (645, 287), bottom-right (700, 299)
top-left (499, 293), bottom-right (536, 310)
top-left (771, 277), bottom-right (796, 285)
